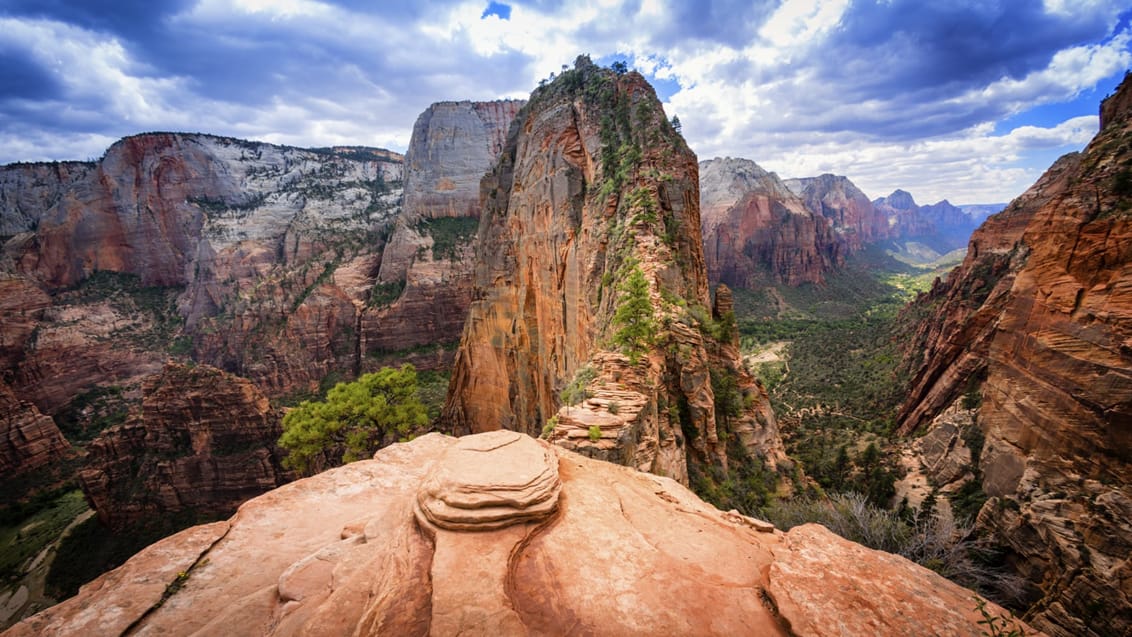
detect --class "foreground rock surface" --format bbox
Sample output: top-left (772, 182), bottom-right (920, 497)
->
top-left (6, 431), bottom-right (1038, 637)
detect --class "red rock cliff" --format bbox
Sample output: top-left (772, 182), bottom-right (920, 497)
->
top-left (78, 362), bottom-right (290, 529)
top-left (441, 57), bottom-right (785, 484)
top-left (785, 172), bottom-right (891, 253)
top-left (897, 73), bottom-right (1132, 637)
top-left (700, 157), bottom-right (843, 287)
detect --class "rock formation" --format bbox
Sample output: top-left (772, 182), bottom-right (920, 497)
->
top-left (441, 57), bottom-right (784, 485)
top-left (5, 431), bottom-right (1041, 637)
top-left (0, 133), bottom-right (404, 407)
top-left (78, 362), bottom-right (290, 528)
top-left (874, 189), bottom-right (976, 250)
top-left (700, 157), bottom-right (842, 287)
top-left (897, 73), bottom-right (1132, 637)
top-left (367, 100), bottom-right (524, 360)
top-left (0, 381), bottom-right (71, 481)
top-left (785, 172), bottom-right (891, 253)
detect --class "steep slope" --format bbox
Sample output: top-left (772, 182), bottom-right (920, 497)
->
top-left (366, 100), bottom-right (524, 361)
top-left (78, 362), bottom-right (289, 528)
top-left (442, 58), bottom-right (784, 484)
top-left (700, 157), bottom-right (842, 286)
top-left (5, 431), bottom-right (1041, 637)
top-left (875, 189), bottom-right (977, 251)
top-left (785, 172), bottom-right (891, 253)
top-left (0, 134), bottom-right (404, 408)
top-left (897, 73), bottom-right (1132, 637)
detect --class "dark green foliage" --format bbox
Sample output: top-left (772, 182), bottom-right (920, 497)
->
top-left (416, 216), bottom-right (479, 261)
top-left (278, 365), bottom-right (429, 475)
top-left (46, 508), bottom-right (221, 601)
top-left (691, 438), bottom-right (778, 516)
top-left (0, 490), bottom-right (88, 583)
top-left (368, 279), bottom-right (406, 307)
top-left (416, 369), bottom-right (451, 421)
top-left (612, 266), bottom-right (657, 362)
top-left (54, 386), bottom-right (131, 442)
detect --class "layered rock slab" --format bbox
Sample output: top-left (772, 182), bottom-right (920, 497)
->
top-left (6, 432), bottom-right (1039, 637)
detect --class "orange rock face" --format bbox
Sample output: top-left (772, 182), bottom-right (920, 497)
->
top-left (78, 362), bottom-right (290, 528)
top-left (700, 157), bottom-right (843, 287)
top-left (4, 432), bottom-right (1041, 637)
top-left (0, 380), bottom-right (71, 481)
top-left (441, 58), bottom-right (784, 482)
top-left (898, 74), bottom-right (1132, 636)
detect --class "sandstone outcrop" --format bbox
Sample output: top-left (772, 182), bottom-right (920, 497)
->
top-left (785, 172), bottom-right (890, 253)
top-left (78, 362), bottom-right (290, 528)
top-left (442, 58), bottom-right (784, 484)
top-left (897, 73), bottom-right (1132, 636)
top-left (0, 381), bottom-right (71, 481)
top-left (700, 157), bottom-right (842, 287)
top-left (5, 431), bottom-right (1040, 637)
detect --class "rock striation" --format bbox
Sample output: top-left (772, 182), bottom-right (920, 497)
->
top-left (897, 73), bottom-right (1132, 637)
top-left (5, 431), bottom-right (1041, 637)
top-left (0, 134), bottom-right (405, 405)
top-left (441, 57), bottom-right (785, 484)
top-left (78, 362), bottom-right (290, 528)
top-left (700, 157), bottom-right (842, 287)
top-left (0, 381), bottom-right (71, 481)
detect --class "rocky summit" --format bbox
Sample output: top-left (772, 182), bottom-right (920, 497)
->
top-left (441, 57), bottom-right (785, 484)
top-left (898, 72), bottom-right (1132, 636)
top-left (3, 431), bottom-right (1040, 637)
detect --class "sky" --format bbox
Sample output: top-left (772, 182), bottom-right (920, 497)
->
top-left (0, 1), bottom-right (1129, 205)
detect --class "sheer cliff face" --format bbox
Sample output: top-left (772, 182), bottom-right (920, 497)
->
top-left (368, 100), bottom-right (524, 358)
top-left (898, 75), bottom-right (1132, 637)
top-left (785, 173), bottom-right (890, 252)
top-left (78, 362), bottom-right (289, 529)
top-left (0, 133), bottom-right (404, 406)
top-left (442, 60), bottom-right (784, 483)
top-left (700, 157), bottom-right (842, 287)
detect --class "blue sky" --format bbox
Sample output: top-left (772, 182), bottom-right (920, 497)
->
top-left (0, 1), bottom-right (1129, 204)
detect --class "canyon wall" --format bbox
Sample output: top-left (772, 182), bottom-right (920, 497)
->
top-left (78, 362), bottom-right (290, 529)
top-left (785, 172), bottom-right (891, 253)
top-left (441, 58), bottom-right (784, 485)
top-left (897, 74), bottom-right (1132, 637)
top-left (700, 157), bottom-right (842, 287)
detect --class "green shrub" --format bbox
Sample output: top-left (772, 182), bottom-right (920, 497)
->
top-left (588, 425), bottom-right (602, 441)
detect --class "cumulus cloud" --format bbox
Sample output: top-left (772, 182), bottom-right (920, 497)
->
top-left (0, 0), bottom-right (1128, 203)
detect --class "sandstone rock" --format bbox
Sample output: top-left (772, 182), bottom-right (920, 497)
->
top-left (442, 58), bottom-right (785, 483)
top-left (785, 173), bottom-right (890, 253)
top-left (700, 157), bottom-right (842, 287)
top-left (898, 73), bottom-right (1132, 636)
top-left (0, 381), bottom-right (71, 480)
top-left (5, 432), bottom-right (1041, 637)
top-left (78, 362), bottom-right (290, 528)
top-left (363, 100), bottom-right (522, 367)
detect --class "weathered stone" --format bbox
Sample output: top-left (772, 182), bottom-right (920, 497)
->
top-left (78, 362), bottom-right (290, 528)
top-left (442, 58), bottom-right (785, 484)
top-left (700, 157), bottom-right (842, 287)
top-left (899, 73), bottom-right (1132, 637)
top-left (0, 381), bottom-right (71, 480)
top-left (5, 432), bottom-right (1042, 637)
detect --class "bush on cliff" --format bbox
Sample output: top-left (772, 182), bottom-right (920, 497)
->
top-left (278, 364), bottom-right (429, 475)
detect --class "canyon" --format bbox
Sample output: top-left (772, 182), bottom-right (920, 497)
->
top-left (0, 56), bottom-right (1124, 637)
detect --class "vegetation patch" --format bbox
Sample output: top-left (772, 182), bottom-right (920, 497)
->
top-left (0, 490), bottom-right (88, 584)
top-left (416, 216), bottom-right (479, 261)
